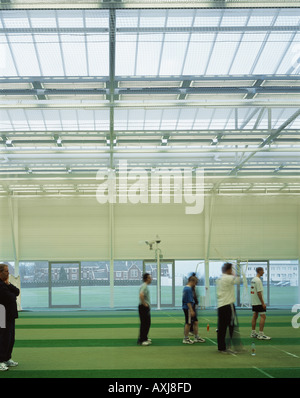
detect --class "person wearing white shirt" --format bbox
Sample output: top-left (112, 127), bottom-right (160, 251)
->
top-left (216, 262), bottom-right (241, 354)
top-left (250, 267), bottom-right (271, 340)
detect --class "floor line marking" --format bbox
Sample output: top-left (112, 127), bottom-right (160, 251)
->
top-left (270, 344), bottom-right (300, 359)
top-left (252, 366), bottom-right (275, 378)
top-left (205, 337), bottom-right (217, 346)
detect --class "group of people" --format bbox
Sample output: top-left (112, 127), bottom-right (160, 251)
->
top-left (138, 262), bottom-right (271, 354)
top-left (215, 262), bottom-right (271, 354)
top-left (0, 261), bottom-right (271, 372)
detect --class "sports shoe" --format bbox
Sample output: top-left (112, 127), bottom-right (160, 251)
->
top-left (257, 334), bottom-right (271, 340)
top-left (141, 341), bottom-right (151, 346)
top-left (183, 338), bottom-right (194, 344)
top-left (250, 331), bottom-right (258, 338)
top-left (227, 348), bottom-right (237, 354)
top-left (0, 362), bottom-right (9, 371)
top-left (218, 350), bottom-right (230, 354)
top-left (194, 337), bottom-right (206, 343)
top-left (5, 359), bottom-right (18, 367)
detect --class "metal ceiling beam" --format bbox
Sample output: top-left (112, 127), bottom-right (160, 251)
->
top-left (2, 99), bottom-right (300, 109)
top-left (1, 1), bottom-right (300, 10)
top-left (261, 108), bottom-right (300, 147)
top-left (2, 25), bottom-right (300, 34)
top-left (1, 75), bottom-right (300, 84)
top-left (3, 137), bottom-right (300, 146)
top-left (31, 81), bottom-right (47, 100)
top-left (2, 171), bottom-right (300, 182)
top-left (229, 107), bottom-right (300, 175)
top-left (2, 129), bottom-right (300, 136)
top-left (116, 25), bottom-right (300, 33)
top-left (2, 146), bottom-right (300, 155)
top-left (0, 89), bottom-right (107, 95)
top-left (3, 86), bottom-right (300, 96)
top-left (1, 5), bottom-right (300, 185)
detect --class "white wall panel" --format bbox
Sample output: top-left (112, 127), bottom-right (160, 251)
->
top-left (209, 196), bottom-right (298, 260)
top-left (113, 203), bottom-right (205, 260)
top-left (0, 195), bottom-right (298, 262)
top-left (0, 199), bottom-right (14, 260)
top-left (17, 198), bottom-right (110, 260)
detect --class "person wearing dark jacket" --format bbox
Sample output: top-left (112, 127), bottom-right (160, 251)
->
top-left (0, 263), bottom-right (20, 371)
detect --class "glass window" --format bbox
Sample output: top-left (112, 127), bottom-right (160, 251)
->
top-left (13, 258), bottom-right (300, 309)
top-left (269, 260), bottom-right (299, 307)
top-left (113, 260), bottom-right (143, 308)
top-left (49, 262), bottom-right (80, 307)
top-left (19, 261), bottom-right (49, 308)
top-left (81, 261), bottom-right (110, 308)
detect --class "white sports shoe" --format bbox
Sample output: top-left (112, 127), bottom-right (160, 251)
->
top-left (5, 359), bottom-right (18, 367)
top-left (250, 331), bottom-right (258, 338)
top-left (141, 341), bottom-right (151, 346)
top-left (257, 334), bottom-right (271, 340)
top-left (0, 362), bottom-right (9, 371)
top-left (183, 338), bottom-right (194, 344)
top-left (194, 337), bottom-right (206, 343)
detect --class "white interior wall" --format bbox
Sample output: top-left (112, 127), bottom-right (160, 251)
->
top-left (209, 195), bottom-right (299, 260)
top-left (0, 194), bottom-right (299, 264)
top-left (0, 199), bottom-right (14, 259)
top-left (114, 202), bottom-right (204, 260)
top-left (8, 198), bottom-right (110, 261)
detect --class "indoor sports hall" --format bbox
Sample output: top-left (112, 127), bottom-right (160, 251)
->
top-left (0, 0), bottom-right (299, 380)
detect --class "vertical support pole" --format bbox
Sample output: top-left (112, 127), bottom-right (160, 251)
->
top-left (298, 258), bottom-right (300, 305)
top-left (267, 260), bottom-right (270, 306)
top-left (8, 196), bottom-right (21, 310)
top-left (268, 108), bottom-right (272, 134)
top-left (236, 259), bottom-right (241, 307)
top-left (109, 203), bottom-right (114, 309)
top-left (8, 196), bottom-right (19, 277)
top-left (108, 7), bottom-right (116, 170)
top-left (108, 7), bottom-right (116, 309)
top-left (156, 244), bottom-right (161, 310)
top-left (78, 261), bottom-right (82, 308)
top-left (204, 192), bottom-right (216, 308)
top-left (204, 259), bottom-right (210, 309)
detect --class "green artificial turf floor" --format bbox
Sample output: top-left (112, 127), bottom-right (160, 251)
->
top-left (0, 309), bottom-right (299, 379)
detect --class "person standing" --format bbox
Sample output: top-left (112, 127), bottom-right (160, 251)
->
top-left (182, 275), bottom-right (205, 344)
top-left (0, 264), bottom-right (20, 371)
top-left (250, 267), bottom-right (271, 340)
top-left (216, 262), bottom-right (241, 354)
top-left (189, 273), bottom-right (199, 337)
top-left (138, 273), bottom-right (152, 346)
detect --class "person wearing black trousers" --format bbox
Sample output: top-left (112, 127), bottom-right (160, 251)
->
top-left (137, 273), bottom-right (152, 346)
top-left (0, 264), bottom-right (20, 371)
top-left (216, 262), bottom-right (242, 354)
